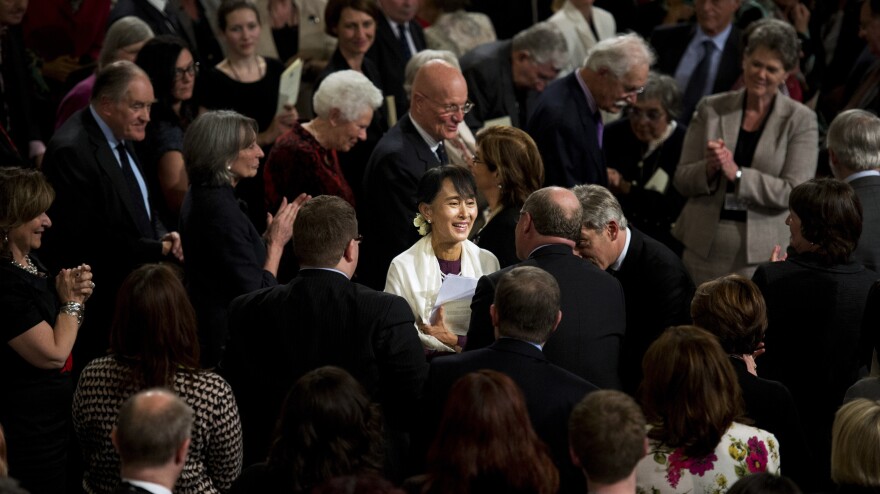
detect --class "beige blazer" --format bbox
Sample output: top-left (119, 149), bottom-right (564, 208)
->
top-left (547, 2), bottom-right (616, 72)
top-left (672, 90), bottom-right (818, 263)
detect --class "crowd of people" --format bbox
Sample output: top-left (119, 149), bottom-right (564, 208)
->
top-left (3, 0), bottom-right (880, 493)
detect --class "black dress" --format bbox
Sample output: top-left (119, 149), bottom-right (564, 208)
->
top-left (472, 206), bottom-right (520, 268)
top-left (0, 255), bottom-right (72, 494)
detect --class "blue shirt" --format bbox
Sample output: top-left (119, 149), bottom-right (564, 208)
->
top-left (674, 23), bottom-right (734, 98)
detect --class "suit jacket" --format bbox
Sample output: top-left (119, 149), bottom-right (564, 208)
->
top-left (111, 481), bottom-right (153, 494)
top-left (547, 2), bottom-right (616, 73)
top-left (366, 17), bottom-right (426, 119)
top-left (672, 90), bottom-right (818, 263)
top-left (221, 269), bottom-right (428, 466)
top-left (527, 72), bottom-right (607, 187)
top-left (615, 227), bottom-right (695, 394)
top-left (422, 338), bottom-right (598, 494)
top-left (650, 22), bottom-right (743, 98)
top-left (360, 114), bottom-right (441, 289)
top-left (0, 26), bottom-right (42, 165)
top-left (850, 174), bottom-right (880, 273)
top-left (461, 40), bottom-right (529, 131)
top-left (472, 205), bottom-right (520, 268)
top-left (466, 244), bottom-right (626, 389)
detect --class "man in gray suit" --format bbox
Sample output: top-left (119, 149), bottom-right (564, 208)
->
top-left (827, 109), bottom-right (880, 272)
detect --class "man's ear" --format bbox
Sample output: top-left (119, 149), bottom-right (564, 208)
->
top-left (343, 238), bottom-right (356, 263)
top-left (175, 438), bottom-right (191, 466)
top-left (110, 426), bottom-right (120, 453)
top-left (569, 444), bottom-right (582, 468)
top-left (552, 310), bottom-right (562, 333)
top-left (607, 220), bottom-right (620, 241)
top-left (490, 304), bottom-right (499, 328)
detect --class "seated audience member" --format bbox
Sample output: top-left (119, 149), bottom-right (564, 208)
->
top-left (55, 17), bottom-right (155, 130)
top-left (467, 187), bottom-right (626, 390)
top-left (73, 264), bottom-right (242, 494)
top-left (222, 195), bottom-right (427, 467)
top-left (753, 178), bottom-right (877, 488)
top-left (569, 390), bottom-right (647, 493)
top-left (636, 326), bottom-right (780, 492)
top-left (112, 389), bottom-right (194, 494)
top-left (527, 33), bottom-right (654, 188)
top-left (831, 399), bottom-right (880, 493)
top-left (691, 274), bottom-right (815, 488)
top-left (547, 0), bottom-right (616, 75)
top-left (469, 126), bottom-right (544, 268)
top-left (673, 19), bottom-right (817, 285)
top-left (603, 71), bottom-right (688, 254)
top-left (422, 0), bottom-right (496, 58)
top-left (837, 0), bottom-right (880, 114)
top-left (422, 266), bottom-right (596, 493)
top-left (134, 35), bottom-right (200, 230)
top-left (229, 367), bottom-right (385, 494)
top-left (385, 165), bottom-right (499, 354)
top-left (727, 473), bottom-right (801, 494)
top-left (633, 0), bottom-right (695, 39)
top-left (650, 0), bottom-right (743, 123)
top-left (573, 184), bottom-right (694, 394)
top-left (827, 109), bottom-right (880, 273)
top-left (264, 70), bottom-right (383, 211)
top-left (179, 110), bottom-right (307, 367)
top-left (407, 370), bottom-right (558, 494)
top-left (360, 59), bottom-right (469, 289)
top-left (460, 22), bottom-right (568, 131)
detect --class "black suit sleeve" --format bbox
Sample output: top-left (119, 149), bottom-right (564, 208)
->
top-left (465, 274), bottom-right (497, 350)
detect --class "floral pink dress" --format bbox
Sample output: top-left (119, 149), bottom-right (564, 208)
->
top-left (635, 422), bottom-right (780, 493)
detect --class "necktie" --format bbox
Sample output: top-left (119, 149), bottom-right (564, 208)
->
top-left (116, 142), bottom-right (154, 237)
top-left (681, 40), bottom-right (716, 122)
top-left (595, 111), bottom-right (604, 149)
top-left (397, 23), bottom-right (412, 62)
top-left (436, 142), bottom-right (449, 165)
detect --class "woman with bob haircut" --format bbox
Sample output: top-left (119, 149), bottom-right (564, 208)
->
top-left (635, 325), bottom-right (780, 492)
top-left (72, 263), bottom-right (242, 494)
top-left (831, 398), bottom-right (880, 492)
top-left (752, 178), bottom-right (877, 487)
top-left (408, 369), bottom-right (558, 494)
top-left (180, 110), bottom-right (308, 366)
top-left (469, 125), bottom-right (544, 268)
top-left (229, 366), bottom-right (384, 493)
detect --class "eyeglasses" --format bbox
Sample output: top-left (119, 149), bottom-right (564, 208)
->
top-left (625, 106), bottom-right (665, 122)
top-left (622, 84), bottom-right (646, 96)
top-left (174, 62), bottom-right (200, 79)
top-left (418, 92), bottom-right (474, 116)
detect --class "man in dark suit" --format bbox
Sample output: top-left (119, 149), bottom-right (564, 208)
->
top-left (828, 109), bottom-right (880, 273)
top-left (111, 389), bottom-right (193, 494)
top-left (424, 266), bottom-right (597, 493)
top-left (41, 61), bottom-right (183, 372)
top-left (461, 22), bottom-right (567, 131)
top-left (572, 184), bottom-right (695, 394)
top-left (360, 59), bottom-right (469, 288)
top-left (366, 0), bottom-right (426, 119)
top-left (467, 187), bottom-right (627, 390)
top-left (650, 0), bottom-right (743, 123)
top-left (527, 33), bottom-right (654, 188)
top-left (221, 195), bottom-right (428, 467)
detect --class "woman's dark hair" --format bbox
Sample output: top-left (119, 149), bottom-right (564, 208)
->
top-left (324, 0), bottom-right (380, 37)
top-left (640, 326), bottom-right (745, 458)
top-left (110, 263), bottom-right (201, 387)
top-left (135, 35), bottom-right (196, 126)
top-left (0, 167), bottom-right (54, 258)
top-left (424, 370), bottom-right (559, 494)
top-left (691, 274), bottom-right (767, 355)
top-left (268, 366), bottom-right (384, 493)
top-left (416, 165), bottom-right (476, 206)
top-left (727, 473), bottom-right (802, 494)
top-left (789, 178), bottom-right (862, 266)
top-left (218, 0), bottom-right (261, 31)
top-left (475, 126), bottom-right (544, 207)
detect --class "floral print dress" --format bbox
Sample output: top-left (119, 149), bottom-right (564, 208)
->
top-left (635, 422), bottom-right (780, 493)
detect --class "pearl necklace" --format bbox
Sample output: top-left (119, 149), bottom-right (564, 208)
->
top-left (11, 254), bottom-right (38, 276)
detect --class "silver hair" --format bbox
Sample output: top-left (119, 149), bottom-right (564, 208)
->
top-left (571, 184), bottom-right (628, 231)
top-left (183, 110), bottom-right (258, 186)
top-left (584, 33), bottom-right (655, 78)
top-left (116, 388), bottom-right (194, 468)
top-left (512, 21), bottom-right (568, 69)
top-left (91, 60), bottom-right (150, 104)
top-left (827, 109), bottom-right (880, 172)
top-left (639, 72), bottom-right (682, 122)
top-left (403, 49), bottom-right (460, 98)
top-left (99, 17), bottom-right (154, 69)
top-left (744, 18), bottom-right (800, 71)
top-left (313, 70), bottom-right (383, 121)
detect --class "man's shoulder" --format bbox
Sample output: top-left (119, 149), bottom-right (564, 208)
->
top-left (460, 40), bottom-right (509, 69)
top-left (370, 117), bottom-right (419, 160)
top-left (850, 174), bottom-right (880, 191)
top-left (650, 22), bottom-right (695, 44)
top-left (629, 228), bottom-right (688, 273)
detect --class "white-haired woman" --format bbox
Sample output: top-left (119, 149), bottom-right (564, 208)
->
top-left (264, 70), bottom-right (382, 209)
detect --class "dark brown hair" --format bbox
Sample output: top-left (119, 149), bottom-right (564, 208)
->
top-left (494, 266), bottom-right (560, 344)
top-left (691, 274), bottom-right (767, 355)
top-left (789, 178), bottom-right (862, 266)
top-left (218, 0), bottom-right (260, 31)
top-left (475, 126), bottom-right (544, 208)
top-left (292, 195), bottom-right (358, 267)
top-left (324, 0), bottom-right (380, 37)
top-left (0, 167), bottom-right (54, 257)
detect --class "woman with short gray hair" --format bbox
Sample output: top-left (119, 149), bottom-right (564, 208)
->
top-left (180, 110), bottom-right (309, 366)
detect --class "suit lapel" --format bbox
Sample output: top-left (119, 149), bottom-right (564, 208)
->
top-left (400, 115), bottom-right (440, 170)
top-left (568, 74), bottom-right (602, 173)
top-left (719, 91), bottom-right (743, 150)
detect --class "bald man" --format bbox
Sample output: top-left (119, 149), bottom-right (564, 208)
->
top-left (360, 60), bottom-right (470, 288)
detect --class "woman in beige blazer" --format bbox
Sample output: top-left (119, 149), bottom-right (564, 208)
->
top-left (673, 20), bottom-right (817, 285)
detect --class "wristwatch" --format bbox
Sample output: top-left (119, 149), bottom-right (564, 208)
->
top-left (735, 168), bottom-right (743, 182)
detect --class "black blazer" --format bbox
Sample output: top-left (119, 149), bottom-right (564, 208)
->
top-left (461, 40), bottom-right (530, 131)
top-left (112, 481), bottom-right (155, 494)
top-left (360, 114), bottom-right (441, 289)
top-left (221, 269), bottom-right (428, 465)
top-left (650, 23), bottom-right (743, 99)
top-left (365, 17), bottom-right (426, 119)
top-left (850, 174), bottom-right (880, 273)
top-left (527, 73), bottom-right (607, 187)
top-left (467, 244), bottom-right (626, 389)
top-left (615, 227), bottom-right (695, 394)
top-left (472, 206), bottom-right (520, 268)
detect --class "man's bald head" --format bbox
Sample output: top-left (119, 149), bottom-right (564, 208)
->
top-left (114, 389), bottom-right (194, 469)
top-left (410, 60), bottom-right (469, 141)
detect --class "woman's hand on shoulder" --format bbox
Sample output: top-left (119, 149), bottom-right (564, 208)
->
top-left (56, 264), bottom-right (93, 304)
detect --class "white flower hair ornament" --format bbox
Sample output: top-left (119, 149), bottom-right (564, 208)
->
top-left (413, 212), bottom-right (431, 236)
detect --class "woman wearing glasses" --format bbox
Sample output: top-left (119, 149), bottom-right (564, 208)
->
top-left (134, 36), bottom-right (200, 230)
top-left (673, 19), bottom-right (817, 285)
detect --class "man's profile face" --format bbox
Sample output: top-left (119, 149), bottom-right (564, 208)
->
top-left (595, 64), bottom-right (649, 113)
top-left (101, 76), bottom-right (154, 142)
top-left (695, 0), bottom-right (740, 36)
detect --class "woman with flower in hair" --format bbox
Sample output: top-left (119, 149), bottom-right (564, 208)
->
top-left (635, 325), bottom-right (780, 493)
top-left (385, 165), bottom-right (499, 355)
